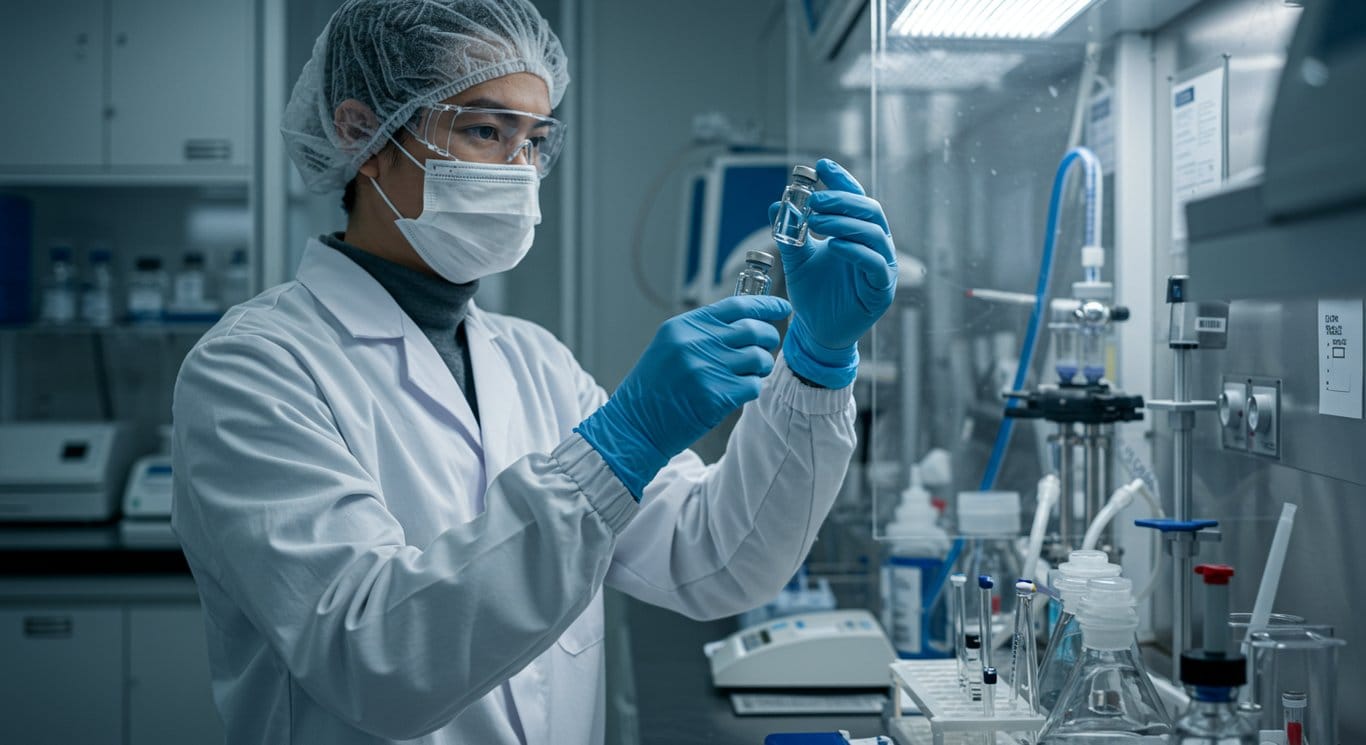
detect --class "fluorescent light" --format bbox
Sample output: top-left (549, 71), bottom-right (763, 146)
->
top-left (891, 0), bottom-right (1100, 39)
top-left (840, 49), bottom-right (1026, 90)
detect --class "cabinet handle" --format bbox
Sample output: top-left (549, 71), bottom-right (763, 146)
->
top-left (23, 615), bottom-right (74, 639)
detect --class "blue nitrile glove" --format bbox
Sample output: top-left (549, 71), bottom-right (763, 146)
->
top-left (575, 295), bottom-right (792, 500)
top-left (768, 158), bottom-right (898, 389)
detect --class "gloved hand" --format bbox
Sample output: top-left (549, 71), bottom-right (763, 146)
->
top-left (575, 295), bottom-right (792, 500)
top-left (769, 158), bottom-right (897, 389)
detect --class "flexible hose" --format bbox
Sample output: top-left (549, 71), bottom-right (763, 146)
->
top-left (1023, 474), bottom-right (1060, 583)
top-left (978, 147), bottom-right (1102, 490)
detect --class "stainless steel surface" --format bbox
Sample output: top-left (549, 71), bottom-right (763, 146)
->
top-left (1057, 424), bottom-right (1076, 542)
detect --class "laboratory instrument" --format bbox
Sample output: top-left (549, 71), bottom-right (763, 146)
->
top-left (1281, 691), bottom-right (1305, 745)
top-left (40, 244), bottom-right (78, 325)
top-left (127, 256), bottom-right (169, 324)
top-left (881, 466), bottom-right (952, 658)
top-left (772, 164), bottom-right (818, 247)
top-left (952, 573), bottom-right (969, 688)
top-left (1037, 551), bottom-right (1123, 712)
top-left (1242, 626), bottom-right (1344, 744)
top-left (1036, 577), bottom-right (1171, 744)
top-left (733, 248), bottom-right (776, 297)
top-left (706, 610), bottom-right (895, 689)
top-left (81, 246), bottom-right (115, 327)
top-left (1171, 564), bottom-right (1258, 745)
top-left (0, 422), bottom-right (136, 521)
top-left (122, 454), bottom-right (173, 518)
top-left (1009, 579), bottom-right (1039, 715)
top-left (1143, 274), bottom-right (1229, 681)
top-left (956, 491), bottom-right (1023, 631)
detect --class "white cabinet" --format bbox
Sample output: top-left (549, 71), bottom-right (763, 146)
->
top-left (109, 0), bottom-right (253, 168)
top-left (0, 599), bottom-right (223, 744)
top-left (0, 0), bottom-right (253, 173)
top-left (128, 606), bottom-right (224, 745)
top-left (0, 0), bottom-right (107, 168)
top-left (0, 606), bottom-right (125, 744)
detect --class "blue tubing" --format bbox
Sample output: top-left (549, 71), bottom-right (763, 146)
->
top-left (979, 148), bottom-right (1098, 491)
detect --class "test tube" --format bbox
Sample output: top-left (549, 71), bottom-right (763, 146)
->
top-left (982, 667), bottom-right (998, 745)
top-left (1010, 579), bottom-right (1039, 714)
top-left (1283, 690), bottom-right (1307, 745)
top-left (965, 634), bottom-right (983, 702)
top-left (952, 573), bottom-right (969, 689)
top-left (978, 575), bottom-right (995, 671)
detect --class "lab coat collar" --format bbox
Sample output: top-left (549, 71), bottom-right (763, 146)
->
top-left (296, 238), bottom-right (406, 339)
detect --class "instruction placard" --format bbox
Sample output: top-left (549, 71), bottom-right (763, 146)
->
top-left (1171, 64), bottom-right (1227, 247)
top-left (1318, 299), bottom-right (1363, 419)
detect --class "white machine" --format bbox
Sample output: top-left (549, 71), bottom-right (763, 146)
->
top-left (0, 422), bottom-right (136, 521)
top-left (122, 454), bottom-right (174, 518)
top-left (707, 609), bottom-right (896, 689)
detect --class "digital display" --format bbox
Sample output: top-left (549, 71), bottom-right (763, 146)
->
top-left (61, 442), bottom-right (88, 461)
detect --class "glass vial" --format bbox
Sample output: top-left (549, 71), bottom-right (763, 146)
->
top-left (733, 249), bottom-right (776, 296)
top-left (172, 251), bottom-right (212, 313)
top-left (40, 244), bottom-right (78, 325)
top-left (81, 246), bottom-right (116, 327)
top-left (1282, 691), bottom-right (1306, 745)
top-left (127, 256), bottom-right (169, 324)
top-left (772, 164), bottom-right (818, 247)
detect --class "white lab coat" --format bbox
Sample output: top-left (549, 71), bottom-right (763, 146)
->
top-left (171, 238), bottom-right (857, 745)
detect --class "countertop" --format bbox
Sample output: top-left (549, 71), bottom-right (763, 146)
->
top-left (0, 522), bottom-right (188, 575)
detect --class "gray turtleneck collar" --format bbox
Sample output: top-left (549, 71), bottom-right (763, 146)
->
top-left (322, 233), bottom-right (481, 423)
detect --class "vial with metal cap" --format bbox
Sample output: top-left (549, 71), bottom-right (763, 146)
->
top-left (733, 249), bottom-right (776, 296)
top-left (772, 164), bottom-right (818, 246)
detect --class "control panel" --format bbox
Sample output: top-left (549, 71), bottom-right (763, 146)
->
top-left (1219, 375), bottom-right (1282, 458)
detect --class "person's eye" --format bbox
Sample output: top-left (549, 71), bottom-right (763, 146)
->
top-left (465, 125), bottom-right (499, 141)
top-left (529, 135), bottom-right (548, 149)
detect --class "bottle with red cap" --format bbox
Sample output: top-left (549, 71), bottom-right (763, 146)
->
top-left (1171, 563), bottom-right (1259, 744)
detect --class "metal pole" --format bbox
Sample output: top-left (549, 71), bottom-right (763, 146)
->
top-left (1083, 423), bottom-right (1103, 536)
top-left (900, 307), bottom-right (921, 473)
top-left (1172, 349), bottom-right (1191, 681)
top-left (1057, 423), bottom-right (1075, 545)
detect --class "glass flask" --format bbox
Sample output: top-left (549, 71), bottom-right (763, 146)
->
top-left (1038, 551), bottom-right (1122, 712)
top-left (733, 249), bottom-right (776, 296)
top-left (1037, 577), bottom-right (1172, 744)
top-left (772, 164), bottom-right (818, 247)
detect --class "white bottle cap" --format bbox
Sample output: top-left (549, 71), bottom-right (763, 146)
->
top-left (1078, 576), bottom-right (1139, 651)
top-left (956, 490), bottom-right (1021, 536)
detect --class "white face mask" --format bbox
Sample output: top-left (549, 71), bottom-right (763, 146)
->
top-left (369, 145), bottom-right (541, 284)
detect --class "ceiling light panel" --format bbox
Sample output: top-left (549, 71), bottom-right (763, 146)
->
top-left (891, 0), bottom-right (1100, 40)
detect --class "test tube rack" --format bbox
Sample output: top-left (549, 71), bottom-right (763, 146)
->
top-left (887, 660), bottom-right (1044, 745)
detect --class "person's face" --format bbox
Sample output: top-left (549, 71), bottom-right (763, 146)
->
top-left (358, 72), bottom-right (553, 222)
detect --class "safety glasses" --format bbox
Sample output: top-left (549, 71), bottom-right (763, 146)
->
top-left (405, 104), bottom-right (566, 178)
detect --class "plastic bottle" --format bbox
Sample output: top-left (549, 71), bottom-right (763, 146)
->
top-left (1037, 577), bottom-right (1172, 744)
top-left (1037, 550), bottom-right (1123, 712)
top-left (880, 466), bottom-right (951, 658)
top-left (772, 164), bottom-right (818, 247)
top-left (39, 244), bottom-right (78, 325)
top-left (955, 491), bottom-right (1023, 646)
top-left (220, 247), bottom-right (251, 308)
top-left (733, 249), bottom-right (776, 296)
top-left (171, 251), bottom-right (213, 315)
top-left (81, 245), bottom-right (116, 327)
top-left (127, 256), bottom-right (168, 324)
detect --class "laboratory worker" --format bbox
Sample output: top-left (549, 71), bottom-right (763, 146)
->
top-left (171, 0), bottom-right (898, 743)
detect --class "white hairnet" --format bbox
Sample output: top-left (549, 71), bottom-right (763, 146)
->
top-left (282, 0), bottom-right (569, 193)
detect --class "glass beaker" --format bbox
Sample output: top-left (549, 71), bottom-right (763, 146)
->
top-left (1245, 627), bottom-right (1344, 745)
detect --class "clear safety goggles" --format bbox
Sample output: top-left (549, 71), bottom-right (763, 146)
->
top-left (404, 104), bottom-right (566, 178)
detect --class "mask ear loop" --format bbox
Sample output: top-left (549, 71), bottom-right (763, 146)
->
top-left (367, 136), bottom-right (426, 220)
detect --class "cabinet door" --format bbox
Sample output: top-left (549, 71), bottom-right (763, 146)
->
top-left (108, 0), bottom-right (252, 168)
top-left (128, 605), bottom-right (224, 745)
top-left (0, 607), bottom-right (124, 744)
top-left (0, 0), bottom-right (106, 168)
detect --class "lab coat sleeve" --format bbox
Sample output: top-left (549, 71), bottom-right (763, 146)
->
top-left (600, 353), bottom-right (857, 620)
top-left (171, 334), bottom-right (637, 740)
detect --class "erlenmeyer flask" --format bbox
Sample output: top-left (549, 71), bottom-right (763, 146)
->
top-left (1037, 577), bottom-right (1172, 744)
top-left (1037, 550), bottom-right (1121, 712)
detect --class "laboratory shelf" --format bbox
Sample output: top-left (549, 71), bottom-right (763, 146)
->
top-left (888, 659), bottom-right (1043, 745)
